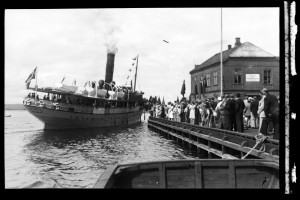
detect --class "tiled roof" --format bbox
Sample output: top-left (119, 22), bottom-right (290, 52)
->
top-left (190, 42), bottom-right (277, 74)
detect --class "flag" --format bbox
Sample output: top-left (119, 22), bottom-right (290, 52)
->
top-left (154, 96), bottom-right (157, 104)
top-left (132, 63), bottom-right (135, 66)
top-left (25, 67), bottom-right (37, 84)
top-left (194, 82), bottom-right (198, 95)
top-left (180, 80), bottom-right (186, 97)
top-left (132, 57), bottom-right (137, 60)
top-left (129, 69), bottom-right (132, 72)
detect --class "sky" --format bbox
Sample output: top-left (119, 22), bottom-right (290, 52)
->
top-left (5, 8), bottom-right (279, 104)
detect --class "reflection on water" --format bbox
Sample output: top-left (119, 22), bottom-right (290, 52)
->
top-left (5, 111), bottom-right (197, 188)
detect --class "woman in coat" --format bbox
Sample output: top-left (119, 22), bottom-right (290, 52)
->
top-left (189, 102), bottom-right (196, 124)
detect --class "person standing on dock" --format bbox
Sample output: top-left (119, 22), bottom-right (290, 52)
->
top-left (262, 88), bottom-right (279, 140)
top-left (184, 103), bottom-right (189, 123)
top-left (228, 94), bottom-right (236, 131)
top-left (235, 93), bottom-right (245, 133)
top-left (169, 104), bottom-right (174, 121)
top-left (243, 97), bottom-right (251, 129)
top-left (250, 96), bottom-right (259, 129)
top-left (189, 102), bottom-right (196, 124)
top-left (177, 104), bottom-right (182, 122)
top-left (257, 91), bottom-right (267, 135)
top-left (219, 94), bottom-right (231, 130)
top-left (214, 96), bottom-right (223, 128)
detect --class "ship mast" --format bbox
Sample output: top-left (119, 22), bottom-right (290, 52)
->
top-left (133, 54), bottom-right (139, 92)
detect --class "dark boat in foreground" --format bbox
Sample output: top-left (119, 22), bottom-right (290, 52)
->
top-left (93, 159), bottom-right (279, 189)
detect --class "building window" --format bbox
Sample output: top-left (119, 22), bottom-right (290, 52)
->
top-left (264, 70), bottom-right (272, 84)
top-left (206, 73), bottom-right (210, 87)
top-left (234, 68), bottom-right (242, 84)
top-left (213, 72), bottom-right (218, 85)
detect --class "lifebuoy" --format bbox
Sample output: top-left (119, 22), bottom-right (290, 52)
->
top-left (38, 100), bottom-right (45, 107)
top-left (26, 98), bottom-right (31, 105)
top-left (53, 103), bottom-right (60, 110)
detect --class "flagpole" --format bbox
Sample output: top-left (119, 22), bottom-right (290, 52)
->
top-left (35, 66), bottom-right (38, 98)
top-left (220, 8), bottom-right (223, 96)
top-left (134, 54), bottom-right (139, 92)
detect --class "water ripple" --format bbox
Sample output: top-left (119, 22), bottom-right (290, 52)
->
top-left (5, 111), bottom-right (196, 188)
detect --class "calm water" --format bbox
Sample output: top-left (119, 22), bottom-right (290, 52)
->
top-left (5, 110), bottom-right (197, 188)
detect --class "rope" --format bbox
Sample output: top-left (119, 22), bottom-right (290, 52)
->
top-left (241, 134), bottom-right (268, 159)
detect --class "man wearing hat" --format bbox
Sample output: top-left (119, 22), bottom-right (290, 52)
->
top-left (219, 94), bottom-right (231, 130)
top-left (235, 93), bottom-right (245, 132)
top-left (243, 96), bottom-right (252, 129)
top-left (262, 88), bottom-right (279, 139)
top-left (214, 96), bottom-right (224, 128)
top-left (228, 93), bottom-right (236, 131)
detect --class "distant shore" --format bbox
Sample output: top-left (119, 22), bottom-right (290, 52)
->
top-left (5, 104), bottom-right (26, 110)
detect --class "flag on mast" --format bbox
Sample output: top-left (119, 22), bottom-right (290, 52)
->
top-left (25, 67), bottom-right (37, 88)
top-left (180, 80), bottom-right (186, 97)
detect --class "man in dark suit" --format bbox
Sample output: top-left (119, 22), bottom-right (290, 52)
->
top-left (262, 88), bottom-right (279, 140)
top-left (229, 94), bottom-right (236, 131)
top-left (220, 94), bottom-right (231, 130)
top-left (235, 93), bottom-right (245, 132)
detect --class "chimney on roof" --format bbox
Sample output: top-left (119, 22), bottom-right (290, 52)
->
top-left (235, 37), bottom-right (241, 47)
top-left (228, 45), bottom-right (232, 50)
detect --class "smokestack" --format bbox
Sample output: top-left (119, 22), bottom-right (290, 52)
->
top-left (228, 45), bottom-right (232, 50)
top-left (235, 37), bottom-right (241, 47)
top-left (105, 53), bottom-right (115, 86)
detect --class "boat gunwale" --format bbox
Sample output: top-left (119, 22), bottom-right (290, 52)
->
top-left (93, 159), bottom-right (279, 188)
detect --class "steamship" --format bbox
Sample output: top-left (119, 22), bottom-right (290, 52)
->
top-left (23, 52), bottom-right (144, 130)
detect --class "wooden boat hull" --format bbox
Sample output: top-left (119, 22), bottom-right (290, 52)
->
top-left (93, 159), bottom-right (279, 189)
top-left (24, 104), bottom-right (142, 130)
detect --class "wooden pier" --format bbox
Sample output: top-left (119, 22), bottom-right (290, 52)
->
top-left (148, 117), bottom-right (279, 163)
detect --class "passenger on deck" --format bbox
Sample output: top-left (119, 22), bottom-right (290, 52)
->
top-left (98, 80), bottom-right (105, 89)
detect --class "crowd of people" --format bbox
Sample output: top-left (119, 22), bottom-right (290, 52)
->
top-left (149, 88), bottom-right (279, 140)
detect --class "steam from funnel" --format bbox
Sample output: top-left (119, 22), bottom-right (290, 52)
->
top-left (105, 43), bottom-right (118, 54)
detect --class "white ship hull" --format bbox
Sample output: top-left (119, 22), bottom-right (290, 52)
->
top-left (24, 104), bottom-right (142, 130)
